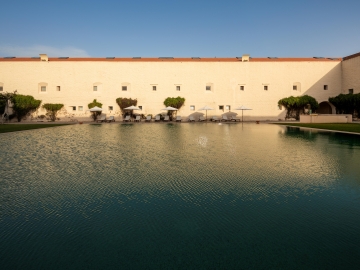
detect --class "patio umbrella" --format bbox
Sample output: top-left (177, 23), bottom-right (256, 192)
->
top-left (124, 105), bottom-right (141, 110)
top-left (162, 106), bottom-right (178, 111)
top-left (89, 106), bottom-right (102, 112)
top-left (198, 105), bottom-right (214, 120)
top-left (235, 105), bottom-right (252, 122)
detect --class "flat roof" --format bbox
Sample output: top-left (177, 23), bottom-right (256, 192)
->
top-left (0, 57), bottom-right (343, 62)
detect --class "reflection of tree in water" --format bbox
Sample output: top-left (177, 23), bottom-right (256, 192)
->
top-left (279, 126), bottom-right (319, 142)
top-left (327, 132), bottom-right (360, 149)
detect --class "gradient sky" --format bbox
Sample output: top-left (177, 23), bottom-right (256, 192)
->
top-left (0, 0), bottom-right (359, 57)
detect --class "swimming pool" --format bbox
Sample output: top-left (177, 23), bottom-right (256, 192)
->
top-left (1, 123), bottom-right (359, 269)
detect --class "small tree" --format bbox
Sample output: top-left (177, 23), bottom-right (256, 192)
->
top-left (278, 95), bottom-right (318, 120)
top-left (329, 93), bottom-right (360, 116)
top-left (42, 103), bottom-right (64, 121)
top-left (88, 99), bottom-right (103, 121)
top-left (12, 94), bottom-right (41, 122)
top-left (116, 98), bottom-right (137, 116)
top-left (163, 96), bottom-right (185, 120)
top-left (0, 92), bottom-right (16, 120)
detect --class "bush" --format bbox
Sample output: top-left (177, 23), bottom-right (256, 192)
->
top-left (42, 103), bottom-right (64, 121)
top-left (12, 94), bottom-right (41, 122)
top-left (116, 98), bottom-right (137, 116)
top-left (0, 92), bottom-right (16, 117)
top-left (163, 96), bottom-right (185, 120)
top-left (329, 93), bottom-right (360, 117)
top-left (88, 99), bottom-right (103, 121)
top-left (278, 95), bottom-right (318, 120)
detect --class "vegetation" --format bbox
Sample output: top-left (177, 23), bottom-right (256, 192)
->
top-left (278, 95), bottom-right (319, 120)
top-left (42, 103), bottom-right (64, 121)
top-left (0, 124), bottom-right (69, 133)
top-left (116, 98), bottom-right (137, 116)
top-left (276, 123), bottom-right (360, 134)
top-left (88, 99), bottom-right (103, 121)
top-left (329, 93), bottom-right (360, 117)
top-left (0, 92), bottom-right (16, 116)
top-left (12, 94), bottom-right (41, 122)
top-left (163, 96), bottom-right (185, 120)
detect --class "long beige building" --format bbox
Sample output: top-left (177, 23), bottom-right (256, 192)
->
top-left (0, 52), bottom-right (359, 121)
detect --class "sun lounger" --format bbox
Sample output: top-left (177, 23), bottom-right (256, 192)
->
top-left (134, 115), bottom-right (141, 122)
top-left (176, 116), bottom-right (182, 122)
top-left (188, 116), bottom-right (195, 122)
top-left (231, 116), bottom-right (241, 122)
top-left (145, 116), bottom-right (152, 122)
top-left (106, 116), bottom-right (115, 122)
top-left (123, 115), bottom-right (131, 122)
top-left (199, 116), bottom-right (205, 122)
top-left (163, 116), bottom-right (170, 121)
top-left (155, 115), bottom-right (161, 122)
top-left (211, 116), bottom-right (220, 122)
top-left (221, 116), bottom-right (229, 121)
top-left (96, 116), bottom-right (106, 123)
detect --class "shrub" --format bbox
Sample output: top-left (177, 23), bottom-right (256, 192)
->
top-left (163, 96), bottom-right (185, 120)
top-left (0, 91), bottom-right (16, 117)
top-left (42, 103), bottom-right (64, 121)
top-left (88, 99), bottom-right (103, 121)
top-left (329, 93), bottom-right (360, 117)
top-left (12, 94), bottom-right (41, 122)
top-left (116, 98), bottom-right (137, 116)
top-left (278, 95), bottom-right (318, 120)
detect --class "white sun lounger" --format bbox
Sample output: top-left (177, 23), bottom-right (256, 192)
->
top-left (188, 116), bottom-right (195, 122)
top-left (145, 116), bottom-right (152, 122)
top-left (106, 116), bottom-right (115, 122)
top-left (221, 116), bottom-right (229, 121)
top-left (155, 115), bottom-right (161, 122)
top-left (123, 115), bottom-right (131, 122)
top-left (134, 115), bottom-right (141, 122)
top-left (96, 116), bottom-right (106, 123)
top-left (199, 116), bottom-right (205, 121)
top-left (176, 116), bottom-right (182, 122)
top-left (163, 115), bottom-right (170, 121)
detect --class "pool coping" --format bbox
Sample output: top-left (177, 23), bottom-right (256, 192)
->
top-left (272, 123), bottom-right (360, 136)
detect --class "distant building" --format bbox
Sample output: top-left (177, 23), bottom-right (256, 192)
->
top-left (0, 52), bottom-right (359, 121)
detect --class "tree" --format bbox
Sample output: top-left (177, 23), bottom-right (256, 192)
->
top-left (12, 94), bottom-right (41, 122)
top-left (329, 93), bottom-right (360, 116)
top-left (163, 96), bottom-right (185, 120)
top-left (88, 99), bottom-right (103, 121)
top-left (116, 98), bottom-right (137, 116)
top-left (278, 95), bottom-right (318, 120)
top-left (42, 103), bottom-right (64, 121)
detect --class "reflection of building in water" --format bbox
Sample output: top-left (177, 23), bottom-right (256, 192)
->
top-left (0, 52), bottom-right (359, 120)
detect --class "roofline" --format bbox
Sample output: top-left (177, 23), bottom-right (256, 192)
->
top-left (343, 52), bottom-right (360, 61)
top-left (0, 57), bottom-right (343, 62)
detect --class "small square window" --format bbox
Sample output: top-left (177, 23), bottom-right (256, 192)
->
top-left (324, 85), bottom-right (328, 90)
top-left (264, 85), bottom-right (268, 91)
top-left (78, 106), bottom-right (83, 111)
top-left (176, 86), bottom-right (180, 91)
top-left (0, 86), bottom-right (3, 92)
top-left (152, 86), bottom-right (157, 91)
top-left (108, 106), bottom-right (113, 111)
top-left (293, 85), bottom-right (297, 90)
top-left (349, 89), bottom-right (354, 94)
top-left (93, 86), bottom-right (97, 91)
top-left (138, 106), bottom-right (142, 110)
top-left (190, 105), bottom-right (195, 111)
top-left (278, 105), bottom-right (282, 110)
top-left (225, 105), bottom-right (231, 111)
top-left (219, 105), bottom-right (224, 111)
top-left (240, 85), bottom-right (244, 91)
top-left (72, 106), bottom-right (76, 111)
top-left (56, 86), bottom-right (61, 91)
top-left (41, 86), bottom-right (46, 92)
top-left (206, 86), bottom-right (211, 91)
top-left (122, 86), bottom-right (127, 91)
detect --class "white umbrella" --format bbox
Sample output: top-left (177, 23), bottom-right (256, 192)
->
top-left (162, 106), bottom-right (178, 111)
top-left (124, 105), bottom-right (140, 110)
top-left (235, 105), bottom-right (252, 122)
top-left (89, 106), bottom-right (102, 112)
top-left (198, 105), bottom-right (214, 120)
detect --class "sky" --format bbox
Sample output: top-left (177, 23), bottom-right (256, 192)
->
top-left (0, 0), bottom-right (359, 58)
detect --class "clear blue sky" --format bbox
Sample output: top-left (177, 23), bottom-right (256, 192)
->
top-left (0, 0), bottom-right (359, 57)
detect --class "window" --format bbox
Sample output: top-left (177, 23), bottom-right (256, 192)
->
top-left (324, 85), bottom-right (328, 90)
top-left (41, 86), bottom-right (46, 92)
top-left (176, 85), bottom-right (180, 91)
top-left (225, 105), bottom-right (231, 111)
top-left (219, 105), bottom-right (224, 111)
top-left (264, 85), bottom-right (268, 91)
top-left (278, 105), bottom-right (282, 110)
top-left (206, 86), bottom-right (211, 91)
top-left (190, 105), bottom-right (195, 111)
top-left (108, 106), bottom-right (113, 111)
top-left (0, 86), bottom-right (3, 92)
top-left (78, 106), bottom-right (83, 111)
top-left (240, 85), bottom-right (244, 91)
top-left (93, 86), bottom-right (97, 91)
top-left (72, 106), bottom-right (76, 111)
top-left (152, 86), bottom-right (157, 91)
top-left (138, 106), bottom-right (143, 110)
top-left (349, 89), bottom-right (354, 94)
top-left (293, 85), bottom-right (297, 91)
top-left (122, 86), bottom-right (127, 91)
top-left (56, 86), bottom-right (61, 91)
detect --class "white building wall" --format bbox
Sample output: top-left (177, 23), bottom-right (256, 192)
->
top-left (342, 54), bottom-right (360, 94)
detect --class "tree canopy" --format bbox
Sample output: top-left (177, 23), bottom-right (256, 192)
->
top-left (12, 94), bottom-right (41, 122)
top-left (278, 95), bottom-right (319, 120)
top-left (163, 96), bottom-right (185, 109)
top-left (329, 93), bottom-right (360, 116)
top-left (116, 98), bottom-right (137, 115)
top-left (88, 99), bottom-right (103, 121)
top-left (42, 103), bottom-right (64, 121)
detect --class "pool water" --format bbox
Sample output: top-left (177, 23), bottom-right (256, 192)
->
top-left (0, 123), bottom-right (360, 269)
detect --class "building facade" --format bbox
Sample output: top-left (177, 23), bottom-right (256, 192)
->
top-left (0, 52), bottom-right (359, 121)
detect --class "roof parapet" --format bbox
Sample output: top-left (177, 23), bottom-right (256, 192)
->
top-left (242, 54), bottom-right (250, 62)
top-left (40, 54), bottom-right (48, 62)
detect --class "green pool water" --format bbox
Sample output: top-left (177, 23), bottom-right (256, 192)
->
top-left (0, 123), bottom-right (359, 269)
